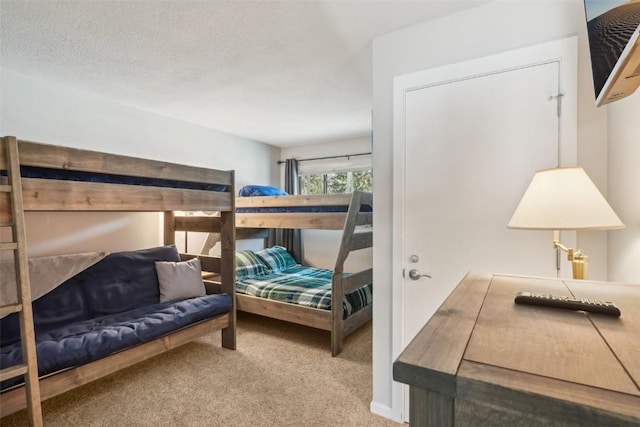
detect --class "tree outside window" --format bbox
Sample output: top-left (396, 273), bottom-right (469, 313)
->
top-left (299, 169), bottom-right (372, 195)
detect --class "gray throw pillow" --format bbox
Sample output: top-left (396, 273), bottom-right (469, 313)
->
top-left (155, 257), bottom-right (206, 303)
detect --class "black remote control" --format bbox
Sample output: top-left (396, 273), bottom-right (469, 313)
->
top-left (514, 292), bottom-right (621, 317)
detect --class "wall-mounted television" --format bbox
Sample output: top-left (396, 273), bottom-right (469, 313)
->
top-left (584, 0), bottom-right (640, 106)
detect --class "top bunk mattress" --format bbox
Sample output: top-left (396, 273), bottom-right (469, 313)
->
top-left (235, 204), bottom-right (372, 213)
top-left (18, 166), bottom-right (228, 192)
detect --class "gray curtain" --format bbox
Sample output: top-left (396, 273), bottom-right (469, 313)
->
top-left (269, 158), bottom-right (302, 263)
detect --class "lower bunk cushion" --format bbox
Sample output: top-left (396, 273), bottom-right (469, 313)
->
top-left (0, 245), bottom-right (181, 348)
top-left (0, 277), bottom-right (90, 348)
top-left (0, 293), bottom-right (232, 391)
top-left (79, 245), bottom-right (181, 316)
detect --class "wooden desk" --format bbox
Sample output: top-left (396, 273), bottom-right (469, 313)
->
top-left (393, 272), bottom-right (640, 426)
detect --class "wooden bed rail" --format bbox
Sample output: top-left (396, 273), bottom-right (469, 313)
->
top-left (343, 268), bottom-right (373, 295)
top-left (173, 216), bottom-right (222, 233)
top-left (236, 193), bottom-right (355, 208)
top-left (18, 179), bottom-right (231, 212)
top-left (235, 191), bottom-right (373, 231)
top-left (236, 212), bottom-right (347, 230)
top-left (0, 139), bottom-right (233, 186)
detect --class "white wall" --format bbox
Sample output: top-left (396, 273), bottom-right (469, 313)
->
top-left (281, 135), bottom-right (372, 272)
top-left (608, 94), bottom-right (640, 282)
top-left (371, 0), bottom-right (621, 420)
top-left (1, 69), bottom-right (280, 256)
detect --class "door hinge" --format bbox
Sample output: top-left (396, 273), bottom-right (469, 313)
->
top-left (548, 93), bottom-right (564, 117)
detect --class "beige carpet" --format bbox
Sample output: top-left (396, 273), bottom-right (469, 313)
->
top-left (1, 312), bottom-right (398, 427)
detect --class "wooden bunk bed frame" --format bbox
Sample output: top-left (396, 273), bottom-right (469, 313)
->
top-left (234, 191), bottom-right (373, 356)
top-left (0, 136), bottom-right (236, 417)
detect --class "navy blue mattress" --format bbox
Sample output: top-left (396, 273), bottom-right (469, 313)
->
top-left (17, 166), bottom-right (228, 192)
top-left (0, 294), bottom-right (231, 390)
top-left (236, 204), bottom-right (372, 214)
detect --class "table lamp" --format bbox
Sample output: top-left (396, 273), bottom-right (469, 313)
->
top-left (508, 167), bottom-right (624, 279)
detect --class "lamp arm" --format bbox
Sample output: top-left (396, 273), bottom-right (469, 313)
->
top-left (553, 239), bottom-right (585, 261)
top-left (553, 239), bottom-right (569, 253)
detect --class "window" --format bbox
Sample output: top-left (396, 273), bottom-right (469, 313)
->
top-left (300, 169), bottom-right (372, 195)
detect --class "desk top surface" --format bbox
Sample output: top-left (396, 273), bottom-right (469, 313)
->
top-left (394, 272), bottom-right (640, 421)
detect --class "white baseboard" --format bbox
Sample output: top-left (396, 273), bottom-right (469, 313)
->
top-left (370, 400), bottom-right (401, 423)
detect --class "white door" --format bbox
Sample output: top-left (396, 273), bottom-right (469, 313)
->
top-left (392, 37), bottom-right (577, 421)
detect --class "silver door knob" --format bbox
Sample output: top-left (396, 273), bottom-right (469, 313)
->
top-left (408, 269), bottom-right (431, 280)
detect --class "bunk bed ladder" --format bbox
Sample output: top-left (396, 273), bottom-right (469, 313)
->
top-left (331, 191), bottom-right (373, 356)
top-left (0, 136), bottom-right (43, 426)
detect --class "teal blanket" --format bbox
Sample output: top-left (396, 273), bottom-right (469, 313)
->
top-left (236, 266), bottom-right (372, 319)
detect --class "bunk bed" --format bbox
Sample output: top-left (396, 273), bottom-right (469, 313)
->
top-left (0, 136), bottom-right (236, 417)
top-left (234, 191), bottom-right (373, 356)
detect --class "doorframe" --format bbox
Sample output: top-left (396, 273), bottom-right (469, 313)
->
top-left (390, 36), bottom-right (577, 422)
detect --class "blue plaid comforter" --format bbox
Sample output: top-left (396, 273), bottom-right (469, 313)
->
top-left (236, 266), bottom-right (372, 319)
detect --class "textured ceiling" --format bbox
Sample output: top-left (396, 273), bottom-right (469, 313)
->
top-left (1, 1), bottom-right (488, 147)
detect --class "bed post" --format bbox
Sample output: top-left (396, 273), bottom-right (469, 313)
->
top-left (220, 172), bottom-right (236, 350)
top-left (163, 211), bottom-right (176, 245)
top-left (331, 274), bottom-right (345, 357)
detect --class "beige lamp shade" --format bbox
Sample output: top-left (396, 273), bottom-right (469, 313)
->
top-left (508, 167), bottom-right (624, 230)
